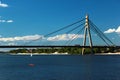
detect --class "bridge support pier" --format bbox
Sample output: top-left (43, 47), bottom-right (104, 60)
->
top-left (82, 14), bottom-right (93, 55)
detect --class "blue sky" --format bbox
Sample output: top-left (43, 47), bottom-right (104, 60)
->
top-left (0, 0), bottom-right (120, 46)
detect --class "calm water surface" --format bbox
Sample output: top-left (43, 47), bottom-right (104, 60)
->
top-left (0, 54), bottom-right (120, 80)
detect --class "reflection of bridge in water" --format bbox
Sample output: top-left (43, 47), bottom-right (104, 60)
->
top-left (0, 15), bottom-right (119, 55)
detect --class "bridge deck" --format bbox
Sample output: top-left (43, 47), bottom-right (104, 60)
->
top-left (0, 45), bottom-right (119, 48)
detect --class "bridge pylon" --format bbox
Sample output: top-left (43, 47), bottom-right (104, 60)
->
top-left (82, 14), bottom-right (93, 55)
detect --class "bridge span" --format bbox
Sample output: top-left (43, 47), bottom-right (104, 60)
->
top-left (0, 15), bottom-right (119, 54)
top-left (0, 45), bottom-right (119, 48)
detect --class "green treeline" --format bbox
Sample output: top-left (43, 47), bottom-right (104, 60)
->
top-left (9, 47), bottom-right (115, 55)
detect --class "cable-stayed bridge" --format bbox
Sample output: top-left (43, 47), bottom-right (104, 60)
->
top-left (0, 15), bottom-right (120, 54)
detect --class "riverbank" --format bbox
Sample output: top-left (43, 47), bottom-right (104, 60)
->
top-left (95, 52), bottom-right (120, 55)
top-left (9, 52), bottom-right (120, 55)
top-left (10, 52), bottom-right (69, 55)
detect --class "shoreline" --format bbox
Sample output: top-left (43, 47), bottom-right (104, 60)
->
top-left (9, 52), bottom-right (120, 55)
top-left (10, 52), bottom-right (69, 55)
top-left (95, 52), bottom-right (120, 55)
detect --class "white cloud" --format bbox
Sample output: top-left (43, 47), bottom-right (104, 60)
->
top-left (104, 28), bottom-right (116, 33)
top-left (0, 34), bottom-right (44, 42)
top-left (115, 26), bottom-right (120, 33)
top-left (0, 19), bottom-right (14, 23)
top-left (47, 34), bottom-right (84, 41)
top-left (0, 1), bottom-right (8, 7)
top-left (7, 20), bottom-right (13, 23)
top-left (104, 26), bottom-right (120, 34)
top-left (0, 34), bottom-right (84, 43)
top-left (0, 19), bottom-right (6, 23)
top-left (0, 16), bottom-right (14, 23)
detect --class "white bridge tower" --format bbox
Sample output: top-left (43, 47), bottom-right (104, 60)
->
top-left (82, 14), bottom-right (93, 55)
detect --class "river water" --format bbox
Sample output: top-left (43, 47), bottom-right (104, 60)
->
top-left (0, 54), bottom-right (120, 80)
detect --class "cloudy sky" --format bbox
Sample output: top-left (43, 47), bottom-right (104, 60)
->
top-left (0, 0), bottom-right (120, 46)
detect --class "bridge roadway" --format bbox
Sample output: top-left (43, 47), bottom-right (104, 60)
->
top-left (0, 45), bottom-right (119, 48)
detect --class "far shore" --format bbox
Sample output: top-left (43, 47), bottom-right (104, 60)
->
top-left (10, 52), bottom-right (69, 55)
top-left (9, 52), bottom-right (120, 55)
top-left (95, 52), bottom-right (120, 55)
